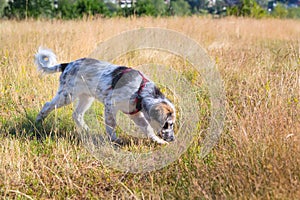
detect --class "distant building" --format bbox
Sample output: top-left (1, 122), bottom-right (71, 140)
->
top-left (118, 0), bottom-right (136, 8)
top-left (105, 0), bottom-right (170, 7)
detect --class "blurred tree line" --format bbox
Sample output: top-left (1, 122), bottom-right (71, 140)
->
top-left (0, 0), bottom-right (299, 19)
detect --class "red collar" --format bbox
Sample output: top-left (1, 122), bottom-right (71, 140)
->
top-left (129, 70), bottom-right (149, 115)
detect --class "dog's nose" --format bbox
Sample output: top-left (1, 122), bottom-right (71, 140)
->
top-left (169, 135), bottom-right (175, 141)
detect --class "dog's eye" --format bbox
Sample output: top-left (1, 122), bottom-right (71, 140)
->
top-left (163, 122), bottom-right (168, 129)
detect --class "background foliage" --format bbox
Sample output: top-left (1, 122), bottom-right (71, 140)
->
top-left (0, 0), bottom-right (300, 19)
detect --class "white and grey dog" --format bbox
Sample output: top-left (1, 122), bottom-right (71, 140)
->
top-left (34, 48), bottom-right (176, 144)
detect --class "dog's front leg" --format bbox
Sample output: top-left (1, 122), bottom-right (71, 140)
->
top-left (104, 102), bottom-right (117, 142)
top-left (129, 112), bottom-right (168, 145)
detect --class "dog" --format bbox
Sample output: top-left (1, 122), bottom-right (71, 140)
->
top-left (34, 47), bottom-right (176, 144)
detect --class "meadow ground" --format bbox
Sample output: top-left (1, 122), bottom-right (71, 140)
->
top-left (0, 17), bottom-right (299, 199)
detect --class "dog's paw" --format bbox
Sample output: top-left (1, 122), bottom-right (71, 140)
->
top-left (112, 138), bottom-right (124, 145)
top-left (156, 139), bottom-right (169, 145)
top-left (36, 115), bottom-right (43, 123)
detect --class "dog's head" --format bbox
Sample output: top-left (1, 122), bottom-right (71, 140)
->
top-left (149, 101), bottom-right (176, 142)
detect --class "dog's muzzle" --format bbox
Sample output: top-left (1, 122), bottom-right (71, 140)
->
top-left (159, 122), bottom-right (175, 142)
top-left (161, 129), bottom-right (175, 142)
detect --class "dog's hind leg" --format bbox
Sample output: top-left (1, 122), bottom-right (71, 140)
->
top-left (36, 91), bottom-right (72, 122)
top-left (129, 112), bottom-right (168, 144)
top-left (72, 95), bottom-right (94, 131)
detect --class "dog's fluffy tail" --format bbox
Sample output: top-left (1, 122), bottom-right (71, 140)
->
top-left (35, 47), bottom-right (64, 74)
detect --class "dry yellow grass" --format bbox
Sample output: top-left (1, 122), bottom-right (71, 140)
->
top-left (0, 17), bottom-right (300, 199)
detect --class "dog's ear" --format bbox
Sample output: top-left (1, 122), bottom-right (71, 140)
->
top-left (150, 103), bottom-right (175, 126)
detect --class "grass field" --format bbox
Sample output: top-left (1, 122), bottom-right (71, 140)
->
top-left (0, 17), bottom-right (300, 199)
